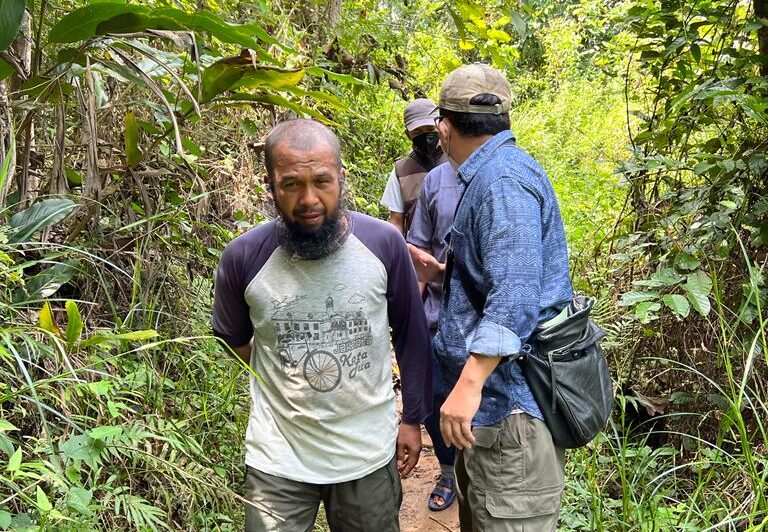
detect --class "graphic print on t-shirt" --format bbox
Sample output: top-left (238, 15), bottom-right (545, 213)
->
top-left (271, 285), bottom-right (373, 392)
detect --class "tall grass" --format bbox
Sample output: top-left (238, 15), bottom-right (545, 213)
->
top-left (562, 248), bottom-right (768, 531)
top-left (0, 196), bottom-right (250, 530)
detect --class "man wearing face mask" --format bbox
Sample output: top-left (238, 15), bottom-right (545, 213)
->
top-left (212, 119), bottom-right (431, 531)
top-left (380, 98), bottom-right (447, 236)
top-left (381, 98), bottom-right (457, 512)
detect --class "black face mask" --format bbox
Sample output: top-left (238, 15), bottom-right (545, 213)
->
top-left (412, 132), bottom-right (440, 161)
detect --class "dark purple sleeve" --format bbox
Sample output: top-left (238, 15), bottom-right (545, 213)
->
top-left (212, 223), bottom-right (278, 348)
top-left (351, 213), bottom-right (432, 425)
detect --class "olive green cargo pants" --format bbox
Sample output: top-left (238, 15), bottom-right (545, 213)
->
top-left (244, 456), bottom-right (402, 532)
top-left (456, 413), bottom-right (565, 532)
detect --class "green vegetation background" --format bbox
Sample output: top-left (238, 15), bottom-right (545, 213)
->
top-left (0, 0), bottom-right (766, 530)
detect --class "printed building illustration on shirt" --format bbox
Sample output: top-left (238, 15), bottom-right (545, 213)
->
top-left (271, 294), bottom-right (373, 392)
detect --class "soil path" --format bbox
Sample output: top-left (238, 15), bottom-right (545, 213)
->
top-left (400, 425), bottom-right (460, 532)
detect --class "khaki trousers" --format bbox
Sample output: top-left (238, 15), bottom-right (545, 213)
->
top-left (244, 457), bottom-right (402, 532)
top-left (456, 413), bottom-right (565, 532)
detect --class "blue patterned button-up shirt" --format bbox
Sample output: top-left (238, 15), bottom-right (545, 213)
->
top-left (433, 130), bottom-right (573, 426)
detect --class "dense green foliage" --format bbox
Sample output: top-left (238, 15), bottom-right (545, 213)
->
top-left (0, 0), bottom-right (766, 530)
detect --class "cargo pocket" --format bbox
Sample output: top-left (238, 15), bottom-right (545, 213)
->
top-left (484, 414), bottom-right (564, 520)
top-left (463, 424), bottom-right (503, 492)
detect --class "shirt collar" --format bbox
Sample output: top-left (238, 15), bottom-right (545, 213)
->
top-left (457, 129), bottom-right (516, 186)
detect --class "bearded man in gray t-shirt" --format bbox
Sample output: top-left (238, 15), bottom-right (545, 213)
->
top-left (211, 119), bottom-right (431, 532)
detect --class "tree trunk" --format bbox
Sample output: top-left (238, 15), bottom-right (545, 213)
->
top-left (283, 0), bottom-right (341, 49)
top-left (0, 81), bottom-right (15, 208)
top-left (50, 103), bottom-right (68, 196)
top-left (13, 10), bottom-right (39, 205)
top-left (756, 0), bottom-right (768, 77)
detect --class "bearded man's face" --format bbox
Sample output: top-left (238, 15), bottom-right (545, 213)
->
top-left (270, 141), bottom-right (347, 260)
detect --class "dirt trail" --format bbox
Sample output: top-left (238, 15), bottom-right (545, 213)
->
top-left (400, 425), bottom-right (460, 532)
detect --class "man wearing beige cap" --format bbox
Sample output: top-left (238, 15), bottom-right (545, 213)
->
top-left (380, 98), bottom-right (447, 236)
top-left (429, 63), bottom-right (573, 531)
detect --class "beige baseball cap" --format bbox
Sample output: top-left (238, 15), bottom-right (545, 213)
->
top-left (439, 63), bottom-right (511, 115)
top-left (404, 98), bottom-right (438, 133)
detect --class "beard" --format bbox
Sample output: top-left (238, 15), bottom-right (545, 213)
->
top-left (275, 199), bottom-right (349, 260)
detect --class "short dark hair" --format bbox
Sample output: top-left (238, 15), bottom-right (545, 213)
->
top-left (264, 119), bottom-right (342, 179)
top-left (439, 94), bottom-right (510, 137)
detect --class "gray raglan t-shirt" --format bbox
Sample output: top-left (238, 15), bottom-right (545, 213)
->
top-left (212, 212), bottom-right (431, 483)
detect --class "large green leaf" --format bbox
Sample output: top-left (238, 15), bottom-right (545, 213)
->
top-left (634, 301), bottom-right (661, 323)
top-left (683, 271), bottom-right (712, 317)
top-left (8, 198), bottom-right (76, 243)
top-left (0, 0), bottom-right (25, 51)
top-left (662, 294), bottom-right (690, 319)
top-left (201, 55), bottom-right (304, 103)
top-left (200, 61), bottom-right (246, 103)
top-left (48, 3), bottom-right (147, 43)
top-left (232, 66), bottom-right (305, 91)
top-left (22, 261), bottom-right (80, 301)
top-left (48, 4), bottom-right (283, 59)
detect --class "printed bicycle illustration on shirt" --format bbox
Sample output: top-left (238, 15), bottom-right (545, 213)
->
top-left (278, 331), bottom-right (342, 392)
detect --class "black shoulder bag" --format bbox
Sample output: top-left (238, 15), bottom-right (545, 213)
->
top-left (521, 296), bottom-right (613, 448)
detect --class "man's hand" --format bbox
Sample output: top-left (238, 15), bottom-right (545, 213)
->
top-left (439, 381), bottom-right (481, 450)
top-left (440, 354), bottom-right (501, 450)
top-left (407, 244), bottom-right (444, 284)
top-left (396, 422), bottom-right (422, 477)
top-left (234, 342), bottom-right (252, 365)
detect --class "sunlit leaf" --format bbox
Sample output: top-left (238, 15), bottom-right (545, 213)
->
top-left (487, 28), bottom-right (512, 43)
top-left (36, 486), bottom-right (53, 513)
top-left (77, 329), bottom-right (158, 348)
top-left (39, 301), bottom-right (62, 338)
top-left (6, 447), bottom-right (21, 472)
top-left (65, 167), bottom-right (83, 185)
top-left (0, 420), bottom-right (19, 432)
top-left (87, 425), bottom-right (122, 440)
top-left (200, 61), bottom-right (245, 103)
top-left (65, 300), bottom-right (83, 347)
top-left (124, 111), bottom-right (143, 167)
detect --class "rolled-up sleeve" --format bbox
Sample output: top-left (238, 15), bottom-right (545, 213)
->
top-left (468, 178), bottom-right (543, 357)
